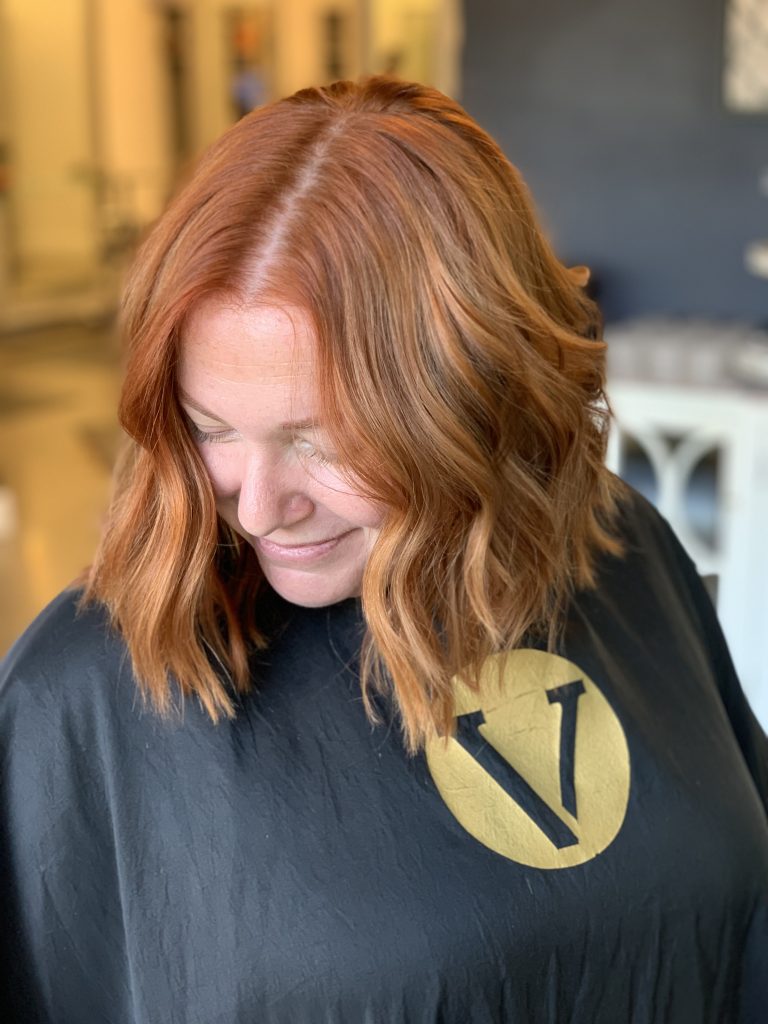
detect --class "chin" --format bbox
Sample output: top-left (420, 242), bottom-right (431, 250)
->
top-left (262, 567), bottom-right (362, 608)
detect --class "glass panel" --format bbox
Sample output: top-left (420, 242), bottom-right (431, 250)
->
top-left (619, 433), bottom-right (658, 506)
top-left (684, 447), bottom-right (720, 553)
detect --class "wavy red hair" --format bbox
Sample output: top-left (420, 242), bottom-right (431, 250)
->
top-left (84, 77), bottom-right (623, 752)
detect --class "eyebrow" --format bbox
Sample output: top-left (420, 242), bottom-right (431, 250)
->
top-left (177, 391), bottom-right (320, 432)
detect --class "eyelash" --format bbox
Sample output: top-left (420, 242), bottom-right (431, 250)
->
top-left (188, 423), bottom-right (336, 466)
top-left (188, 424), bottom-right (233, 445)
top-left (293, 438), bottom-right (336, 467)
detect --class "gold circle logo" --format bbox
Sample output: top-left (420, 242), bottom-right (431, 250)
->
top-left (425, 650), bottom-right (630, 869)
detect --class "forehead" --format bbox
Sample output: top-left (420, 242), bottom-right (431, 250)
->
top-left (178, 298), bottom-right (316, 388)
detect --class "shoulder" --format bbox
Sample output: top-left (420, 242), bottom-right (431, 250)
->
top-left (590, 481), bottom-right (737, 697)
top-left (593, 485), bottom-right (768, 810)
top-left (576, 481), bottom-right (727, 683)
top-left (0, 588), bottom-right (130, 727)
top-left (602, 481), bottom-right (704, 601)
top-left (612, 482), bottom-right (688, 562)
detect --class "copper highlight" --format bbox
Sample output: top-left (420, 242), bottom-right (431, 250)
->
top-left (84, 77), bottom-right (624, 752)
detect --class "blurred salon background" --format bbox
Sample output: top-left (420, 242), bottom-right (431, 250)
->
top-left (1, 0), bottom-right (767, 723)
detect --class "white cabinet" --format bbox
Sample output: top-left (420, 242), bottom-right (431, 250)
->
top-left (605, 320), bottom-right (768, 728)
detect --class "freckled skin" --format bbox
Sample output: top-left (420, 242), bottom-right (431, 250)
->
top-left (177, 300), bottom-right (383, 608)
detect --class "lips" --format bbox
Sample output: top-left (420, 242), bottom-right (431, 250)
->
top-left (261, 535), bottom-right (345, 550)
top-left (255, 530), bottom-right (354, 564)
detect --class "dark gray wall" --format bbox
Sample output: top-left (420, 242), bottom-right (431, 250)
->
top-left (462, 0), bottom-right (768, 323)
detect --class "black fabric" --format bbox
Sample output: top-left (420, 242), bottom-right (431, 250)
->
top-left (1, 490), bottom-right (767, 1023)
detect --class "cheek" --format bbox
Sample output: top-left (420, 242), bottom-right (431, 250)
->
top-left (196, 447), bottom-right (241, 500)
top-left (318, 482), bottom-right (385, 528)
top-left (313, 467), bottom-right (387, 529)
top-left (349, 498), bottom-right (386, 529)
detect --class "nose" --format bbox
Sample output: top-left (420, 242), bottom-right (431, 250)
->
top-left (236, 449), bottom-right (314, 539)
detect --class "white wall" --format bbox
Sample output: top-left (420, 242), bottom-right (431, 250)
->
top-left (5, 0), bottom-right (97, 278)
top-left (187, 0), bottom-right (231, 151)
top-left (3, 0), bottom-right (174, 283)
top-left (99, 0), bottom-right (174, 226)
top-left (274, 0), bottom-right (361, 98)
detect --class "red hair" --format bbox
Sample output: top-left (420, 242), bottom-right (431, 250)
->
top-left (84, 77), bottom-right (623, 752)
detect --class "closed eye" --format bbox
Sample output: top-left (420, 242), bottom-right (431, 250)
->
top-left (293, 436), bottom-right (337, 467)
top-left (188, 422), bottom-right (237, 445)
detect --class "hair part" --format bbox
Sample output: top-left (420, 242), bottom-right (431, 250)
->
top-left (84, 76), bottom-right (624, 752)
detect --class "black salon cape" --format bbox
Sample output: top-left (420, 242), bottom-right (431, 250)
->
top-left (1, 491), bottom-right (767, 1024)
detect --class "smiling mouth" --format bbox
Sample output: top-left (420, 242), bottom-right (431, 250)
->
top-left (255, 530), bottom-right (354, 561)
top-left (260, 532), bottom-right (349, 550)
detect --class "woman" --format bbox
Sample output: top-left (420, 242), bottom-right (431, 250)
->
top-left (1, 77), bottom-right (766, 1023)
